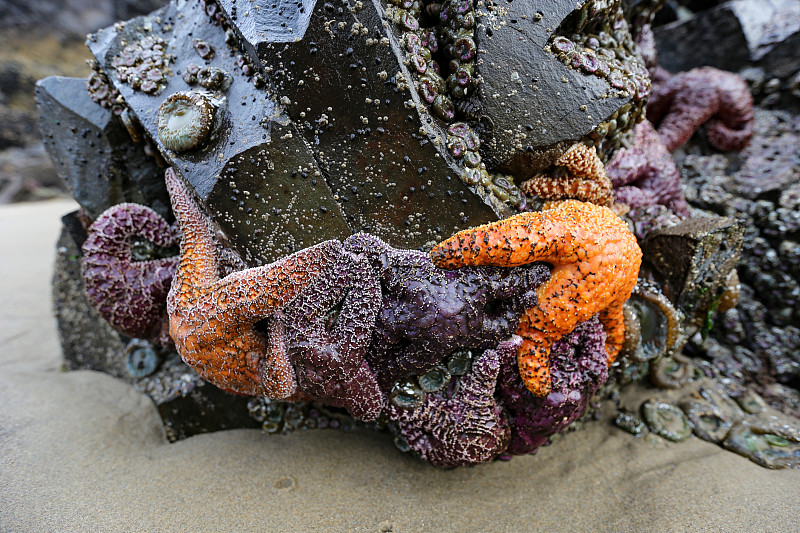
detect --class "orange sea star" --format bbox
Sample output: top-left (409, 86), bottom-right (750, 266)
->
top-left (430, 200), bottom-right (641, 396)
top-left (165, 168), bottom-right (340, 399)
top-left (520, 144), bottom-right (613, 206)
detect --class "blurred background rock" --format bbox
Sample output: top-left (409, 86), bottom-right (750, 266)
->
top-left (0, 0), bottom-right (166, 203)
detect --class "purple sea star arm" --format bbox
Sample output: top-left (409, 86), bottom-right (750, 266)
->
top-left (388, 338), bottom-right (517, 467)
top-left (498, 317), bottom-right (609, 456)
top-left (607, 120), bottom-right (690, 215)
top-left (647, 67), bottom-right (754, 152)
top-left (279, 244), bottom-right (384, 421)
top-left (81, 202), bottom-right (179, 342)
top-left (165, 168), bottom-right (340, 399)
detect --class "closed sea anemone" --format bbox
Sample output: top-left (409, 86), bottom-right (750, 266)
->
top-left (157, 91), bottom-right (218, 151)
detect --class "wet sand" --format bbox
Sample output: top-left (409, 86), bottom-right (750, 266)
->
top-left (2, 200), bottom-right (799, 532)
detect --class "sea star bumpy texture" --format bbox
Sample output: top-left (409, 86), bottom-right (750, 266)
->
top-left (430, 200), bottom-right (641, 397)
top-left (624, 204), bottom-right (685, 242)
top-left (345, 233), bottom-right (551, 390)
top-left (165, 168), bottom-right (340, 399)
top-left (647, 66), bottom-right (754, 152)
top-left (81, 202), bottom-right (179, 344)
top-left (520, 144), bottom-right (613, 206)
top-left (498, 318), bottom-right (608, 455)
top-left (606, 120), bottom-right (690, 216)
top-left (276, 244), bottom-right (384, 421)
top-left (388, 339), bottom-right (516, 467)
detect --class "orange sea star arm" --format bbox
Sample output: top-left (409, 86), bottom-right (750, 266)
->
top-left (431, 200), bottom-right (641, 396)
top-left (165, 168), bottom-right (340, 398)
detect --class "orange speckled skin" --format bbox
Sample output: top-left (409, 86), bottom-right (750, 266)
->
top-left (520, 144), bottom-right (613, 206)
top-left (165, 169), bottom-right (340, 399)
top-left (430, 200), bottom-right (641, 397)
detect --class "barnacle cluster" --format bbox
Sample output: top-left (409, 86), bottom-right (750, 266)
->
top-left (86, 67), bottom-right (124, 115)
top-left (384, 0), bottom-right (525, 208)
top-left (110, 35), bottom-right (174, 94)
top-left (547, 0), bottom-right (651, 159)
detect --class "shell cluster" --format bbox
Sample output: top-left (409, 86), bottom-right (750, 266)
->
top-left (384, 0), bottom-right (526, 208)
top-left (86, 68), bottom-right (124, 115)
top-left (110, 35), bottom-right (174, 95)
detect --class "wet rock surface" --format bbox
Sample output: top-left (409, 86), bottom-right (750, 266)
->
top-left (223, 0), bottom-right (505, 248)
top-left (475, 0), bottom-right (637, 176)
top-left (653, 0), bottom-right (800, 110)
top-left (36, 76), bottom-right (170, 219)
top-left (641, 215), bottom-right (743, 331)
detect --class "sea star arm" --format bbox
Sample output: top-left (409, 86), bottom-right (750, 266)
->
top-left (279, 244), bottom-right (384, 420)
top-left (430, 200), bottom-right (641, 397)
top-left (81, 202), bottom-right (179, 341)
top-left (165, 168), bottom-right (340, 399)
top-left (520, 144), bottom-right (613, 206)
top-left (388, 340), bottom-right (513, 467)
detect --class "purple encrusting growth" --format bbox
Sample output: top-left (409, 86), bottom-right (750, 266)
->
top-left (606, 120), bottom-right (690, 216)
top-left (345, 233), bottom-right (551, 390)
top-left (81, 203), bottom-right (179, 344)
top-left (498, 317), bottom-right (609, 456)
top-left (277, 245), bottom-right (384, 421)
top-left (388, 339), bottom-right (517, 467)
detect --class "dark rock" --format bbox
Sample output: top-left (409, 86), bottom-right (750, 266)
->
top-left (222, 0), bottom-right (504, 249)
top-left (86, 0), bottom-right (353, 263)
top-left (474, 0), bottom-right (636, 177)
top-left (36, 76), bottom-right (169, 219)
top-left (642, 216), bottom-right (744, 329)
top-left (654, 0), bottom-right (800, 80)
top-left (733, 109), bottom-right (800, 201)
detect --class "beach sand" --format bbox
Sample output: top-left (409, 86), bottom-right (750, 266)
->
top-left (2, 200), bottom-right (799, 532)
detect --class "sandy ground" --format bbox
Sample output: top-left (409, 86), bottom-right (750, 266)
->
top-left (1, 200), bottom-right (799, 533)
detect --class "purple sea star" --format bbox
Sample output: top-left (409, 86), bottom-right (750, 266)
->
top-left (498, 317), bottom-right (609, 456)
top-left (345, 233), bottom-right (551, 390)
top-left (647, 66), bottom-right (754, 152)
top-left (276, 244), bottom-right (384, 421)
top-left (81, 202), bottom-right (179, 345)
top-left (387, 339), bottom-right (516, 467)
top-left (606, 120), bottom-right (690, 216)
